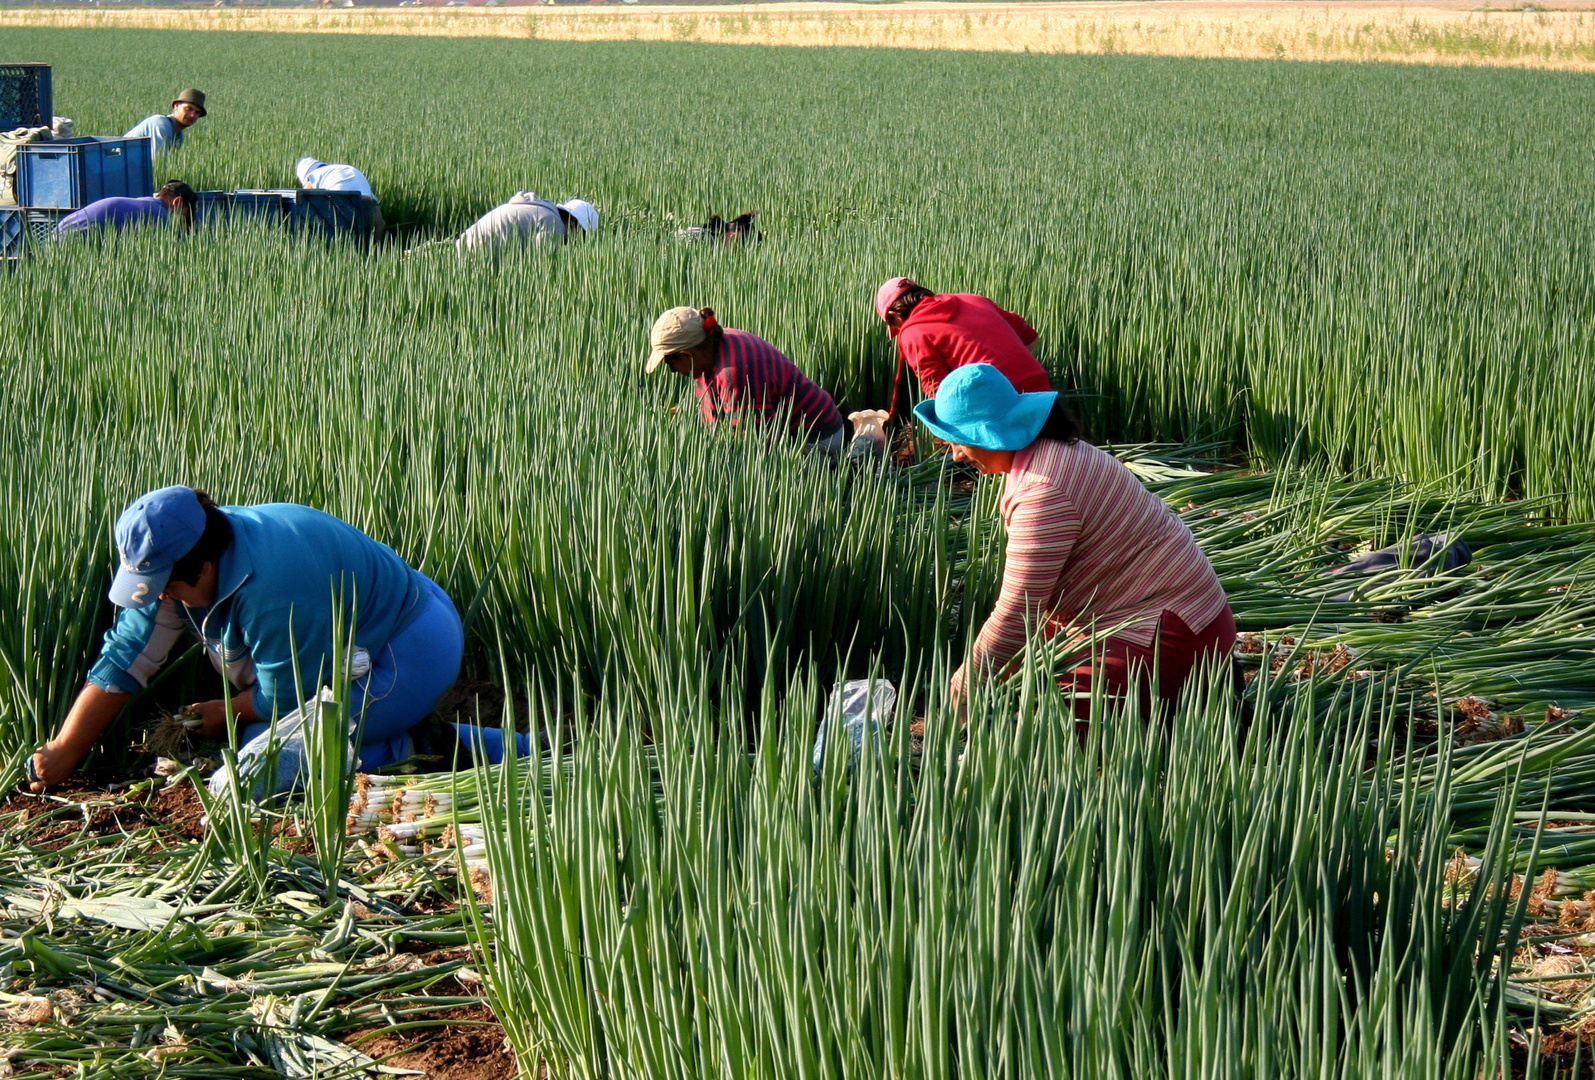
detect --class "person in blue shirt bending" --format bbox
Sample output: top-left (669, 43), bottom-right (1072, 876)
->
top-left (124, 89), bottom-right (207, 153)
top-left (53, 181), bottom-right (198, 237)
top-left (26, 486), bottom-right (516, 795)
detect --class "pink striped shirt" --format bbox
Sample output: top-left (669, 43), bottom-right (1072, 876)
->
top-left (955, 439), bottom-right (1228, 694)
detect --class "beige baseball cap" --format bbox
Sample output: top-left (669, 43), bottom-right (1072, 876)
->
top-left (647, 306), bottom-right (707, 373)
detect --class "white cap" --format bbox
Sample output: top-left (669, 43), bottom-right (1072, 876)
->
top-left (295, 157), bottom-right (322, 185)
top-left (558, 199), bottom-right (598, 233)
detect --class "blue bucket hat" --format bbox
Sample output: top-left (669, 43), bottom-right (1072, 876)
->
top-left (913, 364), bottom-right (1057, 451)
top-left (109, 486), bottom-right (206, 609)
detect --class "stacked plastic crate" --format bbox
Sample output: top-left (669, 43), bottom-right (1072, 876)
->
top-left (0, 62), bottom-right (50, 129)
top-left (3, 64), bottom-right (157, 257)
top-left (1, 63), bottom-right (54, 256)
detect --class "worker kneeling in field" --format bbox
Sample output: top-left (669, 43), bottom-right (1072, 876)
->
top-left (26, 486), bottom-right (488, 795)
top-left (296, 156), bottom-right (386, 235)
top-left (124, 89), bottom-right (207, 154)
top-left (456, 192), bottom-right (598, 253)
top-left (53, 181), bottom-right (199, 237)
top-left (876, 277), bottom-right (1051, 397)
top-left (647, 306), bottom-right (846, 455)
top-left (915, 365), bottom-right (1233, 716)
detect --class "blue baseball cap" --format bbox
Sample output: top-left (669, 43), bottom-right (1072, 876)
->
top-left (109, 486), bottom-right (206, 609)
top-left (913, 364), bottom-right (1058, 451)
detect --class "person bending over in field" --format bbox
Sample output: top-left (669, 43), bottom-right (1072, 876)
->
top-left (53, 181), bottom-right (200, 237)
top-left (914, 364), bottom-right (1233, 717)
top-left (26, 486), bottom-right (515, 796)
top-left (647, 305), bottom-right (847, 457)
top-left (875, 277), bottom-right (1051, 398)
top-left (456, 193), bottom-right (599, 254)
top-left (296, 156), bottom-right (386, 235)
top-left (124, 89), bottom-right (207, 154)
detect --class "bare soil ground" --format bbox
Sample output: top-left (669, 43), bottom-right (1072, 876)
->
top-left (3, 1), bottom-right (1595, 70)
top-left (351, 1004), bottom-right (518, 1080)
top-left (0, 781), bottom-right (165, 849)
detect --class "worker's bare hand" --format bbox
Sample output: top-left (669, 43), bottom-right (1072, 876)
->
top-left (27, 742), bottom-right (80, 793)
top-left (189, 700), bottom-right (231, 739)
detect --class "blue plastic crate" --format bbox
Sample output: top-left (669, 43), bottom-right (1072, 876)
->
top-left (0, 208), bottom-right (23, 258)
top-left (230, 189), bottom-right (297, 221)
top-left (192, 190), bottom-right (231, 225)
top-left (0, 64), bottom-right (51, 130)
top-left (13, 136), bottom-right (154, 209)
top-left (2, 207), bottom-right (68, 257)
top-left (290, 189), bottom-right (375, 238)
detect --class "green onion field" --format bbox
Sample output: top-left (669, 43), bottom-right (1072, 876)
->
top-left (2, 26), bottom-right (1595, 1078)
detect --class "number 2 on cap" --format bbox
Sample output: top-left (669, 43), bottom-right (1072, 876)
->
top-left (131, 583), bottom-right (149, 604)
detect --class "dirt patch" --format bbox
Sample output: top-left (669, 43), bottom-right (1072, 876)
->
top-left (1, 778), bottom-right (214, 848)
top-left (1512, 1018), bottom-right (1595, 1078)
top-left (350, 1004), bottom-right (517, 1080)
top-left (149, 780), bottom-right (208, 840)
top-left (0, 788), bottom-right (160, 849)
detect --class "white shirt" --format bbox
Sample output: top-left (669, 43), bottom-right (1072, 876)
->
top-left (124, 114), bottom-right (183, 152)
top-left (456, 192), bottom-right (565, 254)
top-left (299, 160), bottom-right (374, 199)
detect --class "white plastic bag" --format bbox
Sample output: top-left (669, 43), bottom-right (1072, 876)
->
top-left (812, 679), bottom-right (897, 774)
top-left (207, 685), bottom-right (362, 800)
top-left (847, 409), bottom-right (889, 462)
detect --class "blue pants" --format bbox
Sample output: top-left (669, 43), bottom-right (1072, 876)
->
top-left (453, 723), bottom-right (531, 765)
top-left (233, 573), bottom-right (537, 780)
top-left (239, 573), bottom-right (464, 771)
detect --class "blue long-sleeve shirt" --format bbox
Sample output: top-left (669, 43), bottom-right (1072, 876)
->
top-left (89, 504), bottom-right (427, 721)
top-left (124, 114), bottom-right (184, 153)
top-left (54, 196), bottom-right (167, 236)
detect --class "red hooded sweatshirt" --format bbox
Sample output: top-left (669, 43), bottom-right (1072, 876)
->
top-left (895, 293), bottom-right (1051, 397)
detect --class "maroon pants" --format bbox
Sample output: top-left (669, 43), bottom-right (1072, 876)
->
top-left (1058, 606), bottom-right (1237, 719)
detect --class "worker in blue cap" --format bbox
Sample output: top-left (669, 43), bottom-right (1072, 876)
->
top-left (26, 486), bottom-right (500, 794)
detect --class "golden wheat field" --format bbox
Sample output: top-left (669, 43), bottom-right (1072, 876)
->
top-left (3, 1), bottom-right (1595, 70)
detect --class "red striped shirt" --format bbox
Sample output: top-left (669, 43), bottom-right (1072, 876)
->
top-left (954, 439), bottom-right (1229, 696)
top-left (694, 329), bottom-right (843, 438)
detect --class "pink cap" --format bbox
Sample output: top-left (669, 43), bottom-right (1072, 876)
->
top-left (875, 277), bottom-right (914, 326)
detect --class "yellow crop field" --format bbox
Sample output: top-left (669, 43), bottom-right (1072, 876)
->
top-left (4, 1), bottom-right (1595, 71)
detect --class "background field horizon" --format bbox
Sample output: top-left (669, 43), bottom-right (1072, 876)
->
top-left (6, 0), bottom-right (1595, 70)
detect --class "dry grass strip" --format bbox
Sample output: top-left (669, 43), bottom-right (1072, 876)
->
top-left (4, 1), bottom-right (1595, 71)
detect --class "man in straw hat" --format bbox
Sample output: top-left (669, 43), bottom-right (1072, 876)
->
top-left (124, 89), bottom-right (207, 154)
top-left (647, 305), bottom-right (846, 456)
